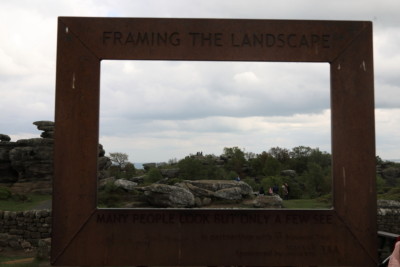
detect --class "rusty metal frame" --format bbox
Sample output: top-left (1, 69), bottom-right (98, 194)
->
top-left (52, 17), bottom-right (376, 266)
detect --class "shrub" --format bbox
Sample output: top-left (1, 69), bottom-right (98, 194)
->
top-left (166, 178), bottom-right (183, 185)
top-left (243, 177), bottom-right (258, 191)
top-left (98, 181), bottom-right (128, 208)
top-left (145, 168), bottom-right (163, 184)
top-left (316, 193), bottom-right (332, 204)
top-left (378, 187), bottom-right (400, 201)
top-left (0, 187), bottom-right (11, 200)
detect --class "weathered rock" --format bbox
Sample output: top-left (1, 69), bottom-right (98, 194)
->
top-left (214, 187), bottom-right (243, 200)
top-left (129, 175), bottom-right (145, 184)
top-left (177, 182), bottom-right (214, 198)
top-left (15, 138), bottom-right (53, 146)
top-left (98, 156), bottom-right (112, 171)
top-left (114, 179), bottom-right (137, 191)
top-left (0, 121), bottom-right (111, 185)
top-left (182, 180), bottom-right (253, 196)
top-left (253, 195), bottom-right (283, 208)
top-left (9, 146), bottom-right (53, 181)
top-left (0, 142), bottom-right (19, 183)
top-left (40, 131), bottom-right (54, 139)
top-left (33, 120), bottom-right (54, 128)
top-left (377, 199), bottom-right (400, 208)
top-left (20, 240), bottom-right (32, 250)
top-left (98, 177), bottom-right (116, 189)
top-left (175, 180), bottom-right (253, 204)
top-left (0, 134), bottom-right (11, 142)
top-left (36, 238), bottom-right (51, 260)
top-left (98, 144), bottom-right (106, 157)
top-left (142, 184), bottom-right (195, 208)
top-left (192, 196), bottom-right (213, 207)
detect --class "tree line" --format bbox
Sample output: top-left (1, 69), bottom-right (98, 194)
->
top-left (106, 146), bottom-right (400, 201)
top-left (107, 146), bottom-right (333, 200)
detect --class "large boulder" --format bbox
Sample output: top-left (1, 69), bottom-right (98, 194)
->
top-left (253, 195), bottom-right (283, 208)
top-left (98, 156), bottom-right (112, 179)
top-left (176, 180), bottom-right (253, 206)
top-left (9, 143), bottom-right (53, 181)
top-left (98, 177), bottom-right (116, 189)
top-left (177, 182), bottom-right (214, 198)
top-left (114, 179), bottom-right (137, 191)
top-left (129, 175), bottom-right (145, 184)
top-left (214, 187), bottom-right (243, 200)
top-left (142, 184), bottom-right (195, 208)
top-left (182, 180), bottom-right (253, 196)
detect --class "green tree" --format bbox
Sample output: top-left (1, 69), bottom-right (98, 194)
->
top-left (301, 162), bottom-right (326, 198)
top-left (260, 176), bottom-right (284, 194)
top-left (109, 152), bottom-right (129, 169)
top-left (223, 147), bottom-right (246, 177)
top-left (308, 148), bottom-right (331, 169)
top-left (178, 156), bottom-right (204, 180)
top-left (124, 162), bottom-right (136, 177)
top-left (107, 152), bottom-right (136, 179)
top-left (268, 147), bottom-right (290, 163)
top-left (376, 174), bottom-right (387, 194)
top-left (289, 146), bottom-right (313, 174)
top-left (145, 168), bottom-right (163, 184)
top-left (248, 151), bottom-right (269, 176)
top-left (262, 156), bottom-right (282, 176)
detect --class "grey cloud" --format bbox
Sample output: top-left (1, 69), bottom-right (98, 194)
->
top-left (101, 61), bottom-right (330, 121)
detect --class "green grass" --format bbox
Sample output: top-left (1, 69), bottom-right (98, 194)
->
top-left (282, 198), bottom-right (333, 209)
top-left (0, 194), bottom-right (51, 212)
top-left (378, 187), bottom-right (400, 202)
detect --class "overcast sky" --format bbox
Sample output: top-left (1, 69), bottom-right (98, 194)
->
top-left (0, 0), bottom-right (399, 163)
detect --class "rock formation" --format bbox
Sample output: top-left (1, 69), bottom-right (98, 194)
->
top-left (253, 194), bottom-right (283, 208)
top-left (0, 135), bottom-right (18, 183)
top-left (141, 184), bottom-right (195, 208)
top-left (114, 179), bottom-right (137, 191)
top-left (179, 180), bottom-right (253, 206)
top-left (0, 121), bottom-right (111, 193)
top-left (139, 180), bottom-right (254, 208)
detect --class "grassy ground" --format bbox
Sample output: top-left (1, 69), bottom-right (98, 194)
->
top-left (282, 198), bottom-right (332, 209)
top-left (0, 194), bottom-right (51, 212)
top-left (0, 249), bottom-right (46, 267)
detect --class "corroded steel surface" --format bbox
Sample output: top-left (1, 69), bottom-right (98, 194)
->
top-left (52, 17), bottom-right (376, 266)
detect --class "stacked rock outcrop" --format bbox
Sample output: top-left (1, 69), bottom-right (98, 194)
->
top-left (0, 134), bottom-right (18, 183)
top-left (0, 121), bottom-right (111, 193)
top-left (33, 121), bottom-right (54, 139)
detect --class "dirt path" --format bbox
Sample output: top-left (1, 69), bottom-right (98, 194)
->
top-left (1, 257), bottom-right (34, 265)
